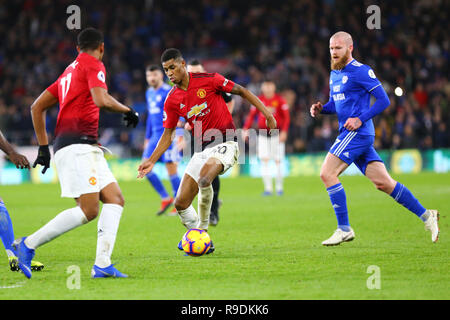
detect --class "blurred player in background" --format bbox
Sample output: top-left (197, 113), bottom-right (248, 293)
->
top-left (143, 65), bottom-right (182, 216)
top-left (0, 130), bottom-right (44, 272)
top-left (138, 48), bottom-right (276, 253)
top-left (310, 31), bottom-right (439, 246)
top-left (14, 28), bottom-right (139, 279)
top-left (243, 80), bottom-right (290, 196)
top-left (187, 59), bottom-right (235, 226)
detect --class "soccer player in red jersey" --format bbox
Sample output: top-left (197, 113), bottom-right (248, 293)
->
top-left (242, 80), bottom-right (290, 196)
top-left (13, 28), bottom-right (139, 279)
top-left (186, 59), bottom-right (235, 227)
top-left (138, 48), bottom-right (276, 252)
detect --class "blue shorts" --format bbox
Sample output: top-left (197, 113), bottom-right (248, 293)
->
top-left (143, 137), bottom-right (181, 163)
top-left (329, 130), bottom-right (383, 174)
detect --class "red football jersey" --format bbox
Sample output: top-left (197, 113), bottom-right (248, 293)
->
top-left (163, 72), bottom-right (236, 146)
top-left (46, 52), bottom-right (107, 151)
top-left (243, 93), bottom-right (290, 132)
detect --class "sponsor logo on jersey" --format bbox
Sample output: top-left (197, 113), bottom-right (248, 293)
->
top-left (89, 177), bottom-right (97, 186)
top-left (223, 79), bottom-right (229, 87)
top-left (333, 93), bottom-right (346, 101)
top-left (333, 85), bottom-right (341, 92)
top-left (197, 88), bottom-right (207, 98)
top-left (187, 102), bottom-right (208, 119)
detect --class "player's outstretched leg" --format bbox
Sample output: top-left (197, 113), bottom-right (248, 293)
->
top-left (16, 195), bottom-right (94, 278)
top-left (92, 183), bottom-right (127, 278)
top-left (320, 153), bottom-right (354, 246)
top-left (365, 161), bottom-right (440, 242)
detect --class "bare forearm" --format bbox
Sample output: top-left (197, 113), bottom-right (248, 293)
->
top-left (0, 131), bottom-right (15, 155)
top-left (31, 109), bottom-right (49, 145)
top-left (102, 93), bottom-right (131, 113)
top-left (232, 84), bottom-right (271, 118)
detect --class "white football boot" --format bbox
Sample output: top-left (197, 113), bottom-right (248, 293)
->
top-left (423, 209), bottom-right (440, 243)
top-left (322, 227), bottom-right (355, 246)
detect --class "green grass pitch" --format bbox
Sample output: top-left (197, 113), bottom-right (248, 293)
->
top-left (0, 172), bottom-right (448, 299)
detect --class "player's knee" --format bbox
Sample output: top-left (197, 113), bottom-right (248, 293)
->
top-left (198, 176), bottom-right (212, 188)
top-left (101, 191), bottom-right (125, 207)
top-left (374, 180), bottom-right (394, 194)
top-left (320, 170), bottom-right (334, 184)
top-left (114, 193), bottom-right (125, 207)
top-left (80, 203), bottom-right (99, 221)
top-left (174, 197), bottom-right (189, 211)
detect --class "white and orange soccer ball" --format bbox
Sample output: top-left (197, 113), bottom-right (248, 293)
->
top-left (181, 228), bottom-right (211, 256)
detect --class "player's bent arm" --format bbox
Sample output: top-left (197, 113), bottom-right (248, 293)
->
top-left (231, 84), bottom-right (276, 128)
top-left (30, 90), bottom-right (59, 146)
top-left (357, 86), bottom-right (390, 123)
top-left (90, 87), bottom-right (131, 114)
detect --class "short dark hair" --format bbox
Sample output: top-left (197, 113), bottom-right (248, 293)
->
top-left (146, 64), bottom-right (161, 72)
top-left (188, 59), bottom-right (202, 66)
top-left (161, 48), bottom-right (183, 63)
top-left (77, 27), bottom-right (104, 51)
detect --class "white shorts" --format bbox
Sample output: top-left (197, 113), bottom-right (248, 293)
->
top-left (54, 144), bottom-right (117, 198)
top-left (184, 141), bottom-right (239, 183)
top-left (258, 134), bottom-right (285, 161)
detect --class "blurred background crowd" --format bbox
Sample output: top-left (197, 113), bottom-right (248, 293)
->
top-left (0, 0), bottom-right (448, 156)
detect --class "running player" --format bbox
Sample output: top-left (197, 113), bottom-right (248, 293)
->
top-left (242, 80), bottom-right (290, 196)
top-left (143, 65), bottom-right (182, 215)
top-left (138, 48), bottom-right (276, 252)
top-left (0, 130), bottom-right (44, 272)
top-left (186, 59), bottom-right (235, 226)
top-left (310, 31), bottom-right (439, 245)
top-left (14, 28), bottom-right (139, 278)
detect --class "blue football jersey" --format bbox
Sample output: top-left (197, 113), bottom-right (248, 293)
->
top-left (329, 59), bottom-right (382, 136)
top-left (145, 83), bottom-right (173, 139)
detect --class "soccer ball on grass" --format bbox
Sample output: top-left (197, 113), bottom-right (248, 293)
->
top-left (182, 228), bottom-right (211, 256)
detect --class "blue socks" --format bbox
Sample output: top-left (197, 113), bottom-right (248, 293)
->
top-left (146, 172), bottom-right (181, 199)
top-left (326, 181), bottom-right (427, 230)
top-left (327, 183), bottom-right (350, 231)
top-left (169, 174), bottom-right (181, 198)
top-left (390, 182), bottom-right (427, 219)
top-left (146, 172), bottom-right (169, 199)
top-left (0, 199), bottom-right (17, 256)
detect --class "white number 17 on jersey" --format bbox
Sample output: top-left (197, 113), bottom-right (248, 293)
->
top-left (60, 73), bottom-right (72, 102)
